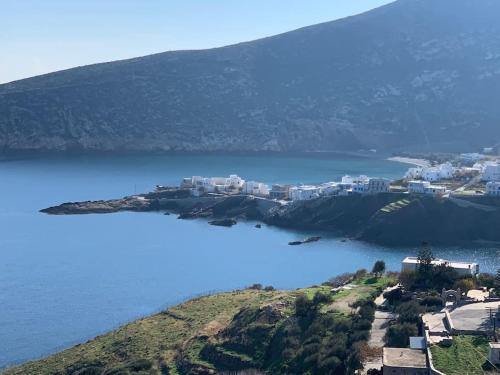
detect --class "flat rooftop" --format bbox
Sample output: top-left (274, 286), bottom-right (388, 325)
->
top-left (402, 257), bottom-right (478, 270)
top-left (383, 348), bottom-right (427, 369)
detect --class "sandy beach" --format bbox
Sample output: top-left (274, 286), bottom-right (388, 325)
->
top-left (388, 156), bottom-right (431, 168)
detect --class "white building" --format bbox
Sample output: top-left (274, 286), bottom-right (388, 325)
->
top-left (481, 163), bottom-right (500, 182)
top-left (366, 178), bottom-right (391, 194)
top-left (405, 167), bottom-right (423, 180)
top-left (401, 257), bottom-right (479, 277)
top-left (186, 174), bottom-right (245, 196)
top-left (242, 181), bottom-right (270, 196)
top-left (486, 181), bottom-right (500, 196)
top-left (319, 182), bottom-right (340, 196)
top-left (352, 178), bottom-right (391, 195)
top-left (408, 181), bottom-right (446, 196)
top-left (289, 185), bottom-right (320, 201)
top-left (341, 175), bottom-right (369, 185)
top-left (227, 174), bottom-right (245, 188)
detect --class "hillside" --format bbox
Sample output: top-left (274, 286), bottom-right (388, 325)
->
top-left (2, 0), bottom-right (500, 154)
top-left (1, 275), bottom-right (395, 375)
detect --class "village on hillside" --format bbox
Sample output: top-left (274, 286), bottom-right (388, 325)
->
top-left (175, 152), bottom-right (500, 202)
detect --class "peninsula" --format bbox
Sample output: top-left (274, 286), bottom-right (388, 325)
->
top-left (40, 153), bottom-right (500, 247)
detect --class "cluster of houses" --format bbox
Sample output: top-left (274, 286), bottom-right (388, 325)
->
top-left (404, 163), bottom-right (453, 196)
top-left (404, 155), bottom-right (500, 197)
top-left (179, 155), bottom-right (500, 202)
top-left (180, 174), bottom-right (391, 201)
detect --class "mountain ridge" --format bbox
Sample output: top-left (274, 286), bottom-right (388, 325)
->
top-left (2, 0), bottom-right (500, 154)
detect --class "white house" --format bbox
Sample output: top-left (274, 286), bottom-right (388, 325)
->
top-left (227, 174), bottom-right (245, 188)
top-left (486, 181), bottom-right (500, 196)
top-left (319, 182), bottom-right (340, 196)
top-left (408, 181), bottom-right (429, 194)
top-left (401, 257), bottom-right (479, 277)
top-left (481, 163), bottom-right (500, 182)
top-left (405, 167), bottom-right (423, 180)
top-left (408, 181), bottom-right (446, 196)
top-left (289, 185), bottom-right (320, 201)
top-left (437, 162), bottom-right (455, 179)
top-left (242, 181), bottom-right (270, 196)
top-left (422, 167), bottom-right (441, 182)
top-left (352, 178), bottom-right (390, 195)
top-left (424, 185), bottom-right (446, 196)
top-left (341, 175), bottom-right (369, 185)
top-left (366, 178), bottom-right (391, 194)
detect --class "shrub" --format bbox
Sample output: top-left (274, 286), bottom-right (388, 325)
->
top-left (327, 273), bottom-right (354, 288)
top-left (453, 278), bottom-right (476, 294)
top-left (264, 285), bottom-right (275, 291)
top-left (383, 288), bottom-right (403, 304)
top-left (385, 323), bottom-right (418, 347)
top-left (354, 269), bottom-right (368, 279)
top-left (420, 295), bottom-right (443, 309)
top-left (295, 294), bottom-right (315, 318)
top-left (396, 301), bottom-right (423, 324)
top-left (249, 283), bottom-right (263, 290)
top-left (372, 260), bottom-right (386, 276)
top-left (312, 291), bottom-right (331, 305)
top-left (477, 273), bottom-right (495, 289)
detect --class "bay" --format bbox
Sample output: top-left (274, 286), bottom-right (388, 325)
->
top-left (0, 154), bottom-right (498, 368)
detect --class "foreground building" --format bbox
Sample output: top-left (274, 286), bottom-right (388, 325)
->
top-left (382, 348), bottom-right (428, 375)
top-left (401, 257), bottom-right (479, 277)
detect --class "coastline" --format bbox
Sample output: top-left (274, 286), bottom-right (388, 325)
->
top-left (387, 156), bottom-right (430, 168)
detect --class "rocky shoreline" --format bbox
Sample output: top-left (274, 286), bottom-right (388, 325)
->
top-left (40, 188), bottom-right (500, 247)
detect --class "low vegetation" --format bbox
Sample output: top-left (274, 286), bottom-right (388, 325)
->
top-left (3, 268), bottom-right (396, 375)
top-left (431, 336), bottom-right (495, 375)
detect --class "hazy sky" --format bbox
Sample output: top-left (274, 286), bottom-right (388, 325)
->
top-left (1, 0), bottom-right (394, 84)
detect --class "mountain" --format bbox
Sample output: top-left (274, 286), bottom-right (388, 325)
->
top-left (2, 0), bottom-right (500, 154)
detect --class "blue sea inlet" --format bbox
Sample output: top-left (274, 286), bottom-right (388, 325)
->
top-left (0, 153), bottom-right (498, 368)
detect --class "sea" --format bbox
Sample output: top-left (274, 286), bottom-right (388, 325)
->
top-left (1, 153), bottom-right (498, 368)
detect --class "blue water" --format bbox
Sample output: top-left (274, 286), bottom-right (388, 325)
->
top-left (0, 154), bottom-right (498, 369)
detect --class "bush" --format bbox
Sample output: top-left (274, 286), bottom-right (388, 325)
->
top-left (396, 301), bottom-right (423, 324)
top-left (453, 278), bottom-right (476, 294)
top-left (385, 323), bottom-right (418, 347)
top-left (327, 273), bottom-right (354, 288)
top-left (383, 288), bottom-right (403, 304)
top-left (295, 294), bottom-right (315, 318)
top-left (264, 285), bottom-right (275, 291)
top-left (312, 292), bottom-right (331, 305)
top-left (477, 273), bottom-right (496, 289)
top-left (354, 269), bottom-right (368, 279)
top-left (420, 295), bottom-right (443, 309)
top-left (249, 283), bottom-right (263, 290)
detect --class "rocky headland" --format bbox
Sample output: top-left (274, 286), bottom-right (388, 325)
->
top-left (40, 188), bottom-right (500, 247)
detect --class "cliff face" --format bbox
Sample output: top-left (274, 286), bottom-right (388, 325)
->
top-left (266, 193), bottom-right (500, 246)
top-left (2, 0), bottom-right (500, 154)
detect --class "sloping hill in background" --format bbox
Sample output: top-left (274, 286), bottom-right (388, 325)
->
top-left (2, 0), bottom-right (500, 154)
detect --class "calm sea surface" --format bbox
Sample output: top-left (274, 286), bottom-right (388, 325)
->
top-left (0, 154), bottom-right (498, 368)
